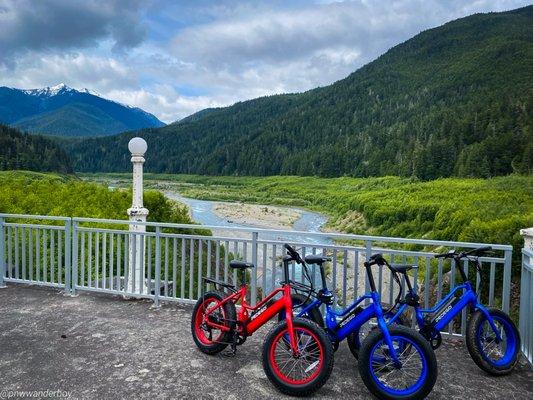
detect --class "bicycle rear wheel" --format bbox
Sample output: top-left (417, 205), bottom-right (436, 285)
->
top-left (191, 290), bottom-right (236, 354)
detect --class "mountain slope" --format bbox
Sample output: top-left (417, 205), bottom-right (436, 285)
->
top-left (0, 84), bottom-right (164, 137)
top-left (0, 124), bottom-right (73, 173)
top-left (64, 6), bottom-right (532, 178)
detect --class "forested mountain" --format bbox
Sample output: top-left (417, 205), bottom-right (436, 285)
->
top-left (0, 124), bottom-right (73, 173)
top-left (0, 84), bottom-right (164, 137)
top-left (63, 6), bottom-right (532, 179)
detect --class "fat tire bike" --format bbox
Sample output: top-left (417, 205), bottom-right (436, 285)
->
top-left (279, 244), bottom-right (438, 400)
top-left (191, 252), bottom-right (334, 396)
top-left (348, 247), bottom-right (521, 376)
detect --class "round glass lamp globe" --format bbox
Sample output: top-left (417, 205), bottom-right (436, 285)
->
top-left (128, 137), bottom-right (147, 155)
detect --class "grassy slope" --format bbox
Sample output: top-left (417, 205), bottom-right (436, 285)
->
top-left (0, 171), bottom-right (193, 224)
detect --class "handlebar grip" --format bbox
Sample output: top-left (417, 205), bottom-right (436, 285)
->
top-left (468, 246), bottom-right (492, 255)
top-left (434, 253), bottom-right (448, 258)
top-left (284, 243), bottom-right (303, 264)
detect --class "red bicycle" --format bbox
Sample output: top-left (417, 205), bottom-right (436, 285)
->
top-left (191, 246), bottom-right (334, 396)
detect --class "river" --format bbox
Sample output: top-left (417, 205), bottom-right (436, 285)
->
top-left (164, 192), bottom-right (333, 246)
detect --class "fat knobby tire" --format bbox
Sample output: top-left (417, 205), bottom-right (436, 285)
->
top-left (191, 290), bottom-right (236, 355)
top-left (358, 324), bottom-right (437, 400)
top-left (465, 308), bottom-right (520, 375)
top-left (262, 318), bottom-right (334, 396)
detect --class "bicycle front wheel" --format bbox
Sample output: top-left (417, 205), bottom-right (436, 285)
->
top-left (466, 308), bottom-right (520, 375)
top-left (358, 325), bottom-right (437, 400)
top-left (262, 318), bottom-right (334, 396)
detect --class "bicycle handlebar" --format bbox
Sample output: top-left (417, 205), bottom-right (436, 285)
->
top-left (434, 246), bottom-right (493, 259)
top-left (284, 243), bottom-right (303, 264)
top-left (365, 253), bottom-right (388, 267)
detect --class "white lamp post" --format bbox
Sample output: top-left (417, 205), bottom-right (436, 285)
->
top-left (127, 137), bottom-right (149, 294)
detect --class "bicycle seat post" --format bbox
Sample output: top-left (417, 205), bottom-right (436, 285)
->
top-left (282, 255), bottom-right (292, 285)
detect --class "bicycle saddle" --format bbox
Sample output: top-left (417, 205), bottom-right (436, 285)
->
top-left (304, 255), bottom-right (331, 265)
top-left (229, 260), bottom-right (255, 270)
top-left (389, 264), bottom-right (417, 273)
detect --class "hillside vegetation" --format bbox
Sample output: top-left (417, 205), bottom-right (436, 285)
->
top-left (88, 173), bottom-right (532, 265)
top-left (65, 6), bottom-right (532, 179)
top-left (0, 124), bottom-right (73, 173)
top-left (0, 171), bottom-right (191, 224)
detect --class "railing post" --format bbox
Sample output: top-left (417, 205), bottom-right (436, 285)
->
top-left (71, 220), bottom-right (78, 296)
top-left (502, 249), bottom-right (512, 313)
top-left (251, 231), bottom-right (258, 306)
top-left (0, 217), bottom-right (5, 288)
top-left (63, 218), bottom-right (72, 296)
top-left (519, 250), bottom-right (529, 364)
top-left (153, 226), bottom-right (161, 308)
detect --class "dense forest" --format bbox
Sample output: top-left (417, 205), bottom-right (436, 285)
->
top-left (0, 124), bottom-right (73, 173)
top-left (62, 6), bottom-right (533, 179)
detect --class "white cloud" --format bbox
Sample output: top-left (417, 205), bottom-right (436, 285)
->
top-left (0, 0), bottom-right (530, 123)
top-left (0, 53), bottom-right (135, 92)
top-left (105, 86), bottom-right (227, 122)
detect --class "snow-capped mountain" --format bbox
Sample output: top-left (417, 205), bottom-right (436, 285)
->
top-left (0, 84), bottom-right (164, 137)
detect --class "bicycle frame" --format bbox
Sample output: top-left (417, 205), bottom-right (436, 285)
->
top-left (202, 279), bottom-right (299, 353)
top-left (389, 280), bottom-right (503, 341)
top-left (297, 272), bottom-right (404, 364)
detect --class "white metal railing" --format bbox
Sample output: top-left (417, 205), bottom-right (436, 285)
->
top-left (520, 248), bottom-right (533, 365)
top-left (0, 213), bottom-right (514, 338)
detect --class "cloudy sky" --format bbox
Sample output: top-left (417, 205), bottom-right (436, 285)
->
top-left (0, 0), bottom-right (530, 122)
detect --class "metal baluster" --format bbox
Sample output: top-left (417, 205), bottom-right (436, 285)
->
top-left (224, 240), bottom-right (229, 284)
top-left (342, 250), bottom-right (348, 307)
top-left (181, 238), bottom-right (186, 299)
top-left (29, 228), bottom-right (33, 281)
top-left (58, 229), bottom-right (63, 285)
top-left (35, 229), bottom-right (40, 282)
top-left (172, 238), bottom-right (177, 298)
top-left (206, 240), bottom-right (212, 292)
top-left (95, 232), bottom-right (100, 288)
top-left (215, 241), bottom-right (221, 282)
top-left (14, 227), bottom-right (19, 279)
top-left (197, 239), bottom-right (203, 299)
top-left (147, 236), bottom-right (152, 295)
top-left (7, 226), bottom-right (12, 279)
top-left (102, 233), bottom-right (107, 289)
top-left (489, 262), bottom-right (496, 306)
top-left (88, 232), bottom-right (92, 287)
top-left (21, 227), bottom-right (26, 280)
top-left (232, 241), bottom-right (237, 286)
top-left (43, 230), bottom-right (47, 282)
top-left (154, 227), bottom-right (161, 306)
top-left (50, 229), bottom-right (55, 283)
top-left (109, 233), bottom-right (114, 291)
top-left (262, 243), bottom-right (267, 300)
top-left (164, 236), bottom-right (169, 297)
top-left (271, 244), bottom-right (277, 290)
top-left (116, 234), bottom-right (121, 291)
top-left (353, 250), bottom-right (359, 301)
top-left (81, 232), bottom-right (85, 287)
top-left (123, 235), bottom-right (129, 293)
top-left (189, 239), bottom-right (194, 300)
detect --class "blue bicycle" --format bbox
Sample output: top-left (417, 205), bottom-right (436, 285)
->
top-left (280, 244), bottom-right (438, 400)
top-left (347, 247), bottom-right (521, 376)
